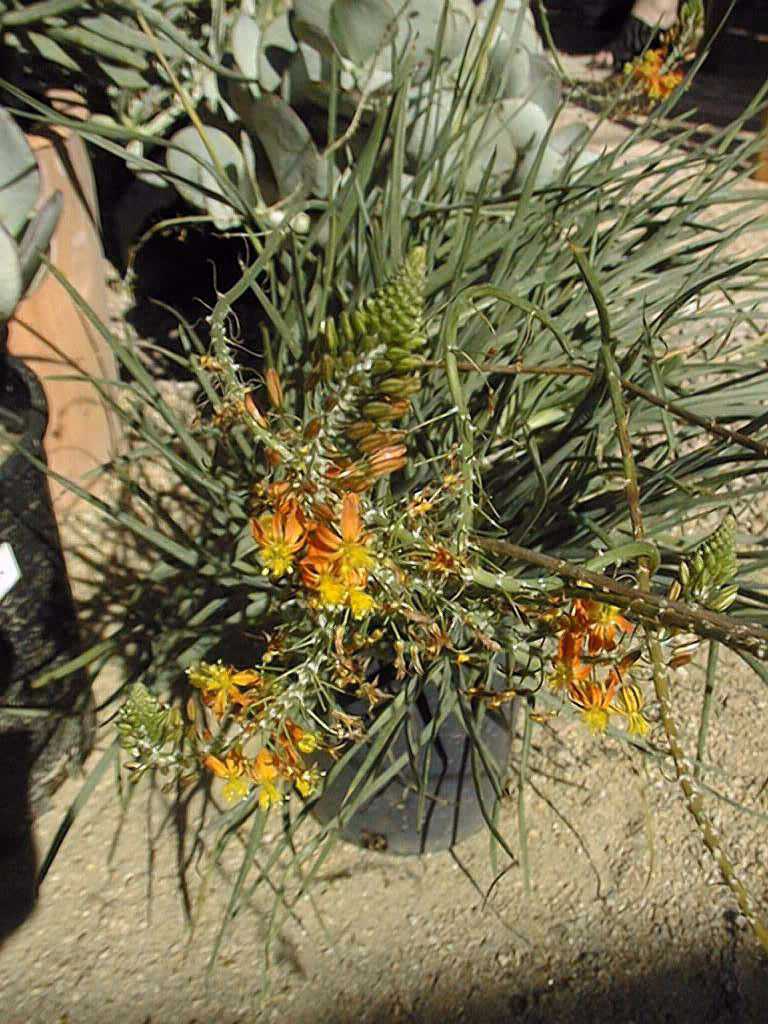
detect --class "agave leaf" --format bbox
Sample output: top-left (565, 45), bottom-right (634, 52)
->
top-left (460, 98), bottom-right (550, 188)
top-left (166, 125), bottom-right (246, 228)
top-left (497, 98), bottom-right (549, 151)
top-left (494, 0), bottom-right (544, 54)
top-left (550, 123), bottom-right (600, 172)
top-left (405, 87), bottom-right (455, 168)
top-left (18, 190), bottom-right (63, 294)
top-left (550, 123), bottom-right (590, 156)
top-left (527, 53), bottom-right (561, 119)
top-left (0, 223), bottom-right (23, 321)
top-left (0, 107), bottom-right (39, 237)
top-left (238, 94), bottom-right (325, 197)
top-left (330, 0), bottom-right (395, 65)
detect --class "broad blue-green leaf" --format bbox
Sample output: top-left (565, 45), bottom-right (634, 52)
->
top-left (330, 0), bottom-right (395, 65)
top-left (0, 108), bottom-right (39, 236)
top-left (231, 12), bottom-right (261, 79)
top-left (166, 125), bottom-right (246, 228)
top-left (0, 224), bottom-right (22, 320)
top-left (260, 12), bottom-right (297, 91)
top-left (27, 30), bottom-right (81, 71)
top-left (80, 14), bottom-right (183, 58)
top-left (96, 60), bottom-right (150, 90)
top-left (293, 0), bottom-right (336, 57)
top-left (397, 0), bottom-right (475, 65)
top-left (18, 190), bottom-right (62, 293)
top-left (239, 95), bottom-right (325, 197)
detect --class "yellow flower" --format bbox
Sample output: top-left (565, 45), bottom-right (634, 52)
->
top-left (297, 731), bottom-right (319, 754)
top-left (295, 768), bottom-right (321, 798)
top-left (250, 504), bottom-right (307, 578)
top-left (204, 750), bottom-right (251, 803)
top-left (318, 569), bottom-right (347, 608)
top-left (612, 684), bottom-right (650, 737)
top-left (280, 720), bottom-right (321, 757)
top-left (629, 47), bottom-right (684, 101)
top-left (347, 586), bottom-right (375, 619)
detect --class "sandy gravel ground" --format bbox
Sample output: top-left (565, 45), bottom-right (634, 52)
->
top-left (2, 644), bottom-right (767, 1024)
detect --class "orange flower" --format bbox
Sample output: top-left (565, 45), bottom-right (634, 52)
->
top-left (249, 748), bottom-right (282, 809)
top-left (549, 629), bottom-right (591, 693)
top-left (187, 661), bottom-right (262, 718)
top-left (304, 493), bottom-right (374, 578)
top-left (204, 748), bottom-right (251, 803)
top-left (251, 503), bottom-right (307, 578)
top-left (572, 598), bottom-right (632, 654)
top-left (567, 671), bottom-right (620, 735)
top-left (629, 48), bottom-right (684, 101)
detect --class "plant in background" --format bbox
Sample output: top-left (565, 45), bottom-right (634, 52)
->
top-left (2, 0), bottom-right (593, 238)
top-left (620, 1), bottom-right (703, 108)
top-left (22, 0), bottom-right (768, 969)
top-left (550, 0), bottom-right (704, 117)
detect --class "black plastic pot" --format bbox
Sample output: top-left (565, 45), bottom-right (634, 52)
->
top-left (311, 683), bottom-right (516, 856)
top-left (0, 356), bottom-right (94, 811)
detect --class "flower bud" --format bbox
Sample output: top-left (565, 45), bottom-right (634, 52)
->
top-left (265, 368), bottom-right (283, 409)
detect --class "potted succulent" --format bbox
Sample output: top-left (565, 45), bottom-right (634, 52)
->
top-left (1, 1), bottom-right (583, 243)
top-left (34, 0), bottom-right (768, 971)
top-left (0, 106), bottom-right (93, 933)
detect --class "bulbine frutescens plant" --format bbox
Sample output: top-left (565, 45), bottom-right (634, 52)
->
top-left (34, 26), bottom-right (768, 964)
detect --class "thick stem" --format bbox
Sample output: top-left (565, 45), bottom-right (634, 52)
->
top-left (472, 538), bottom-right (768, 660)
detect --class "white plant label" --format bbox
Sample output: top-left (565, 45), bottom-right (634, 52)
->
top-left (0, 542), bottom-right (21, 601)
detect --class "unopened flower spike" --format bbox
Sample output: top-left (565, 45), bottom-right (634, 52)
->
top-left (678, 514), bottom-right (738, 612)
top-left (117, 683), bottom-right (185, 779)
top-left (315, 247), bottom-right (427, 476)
